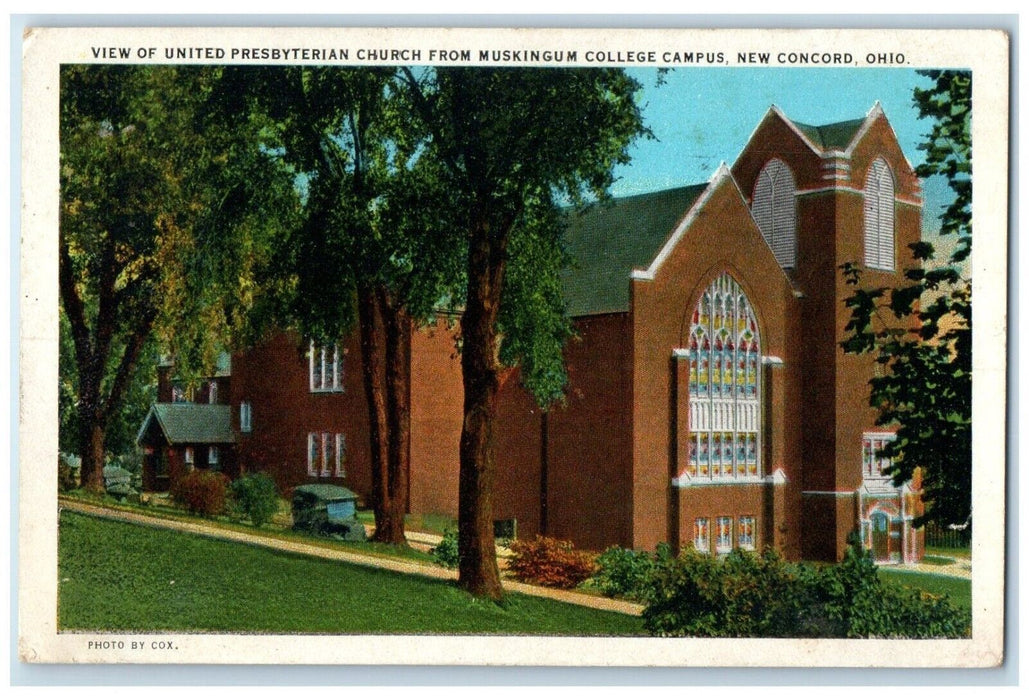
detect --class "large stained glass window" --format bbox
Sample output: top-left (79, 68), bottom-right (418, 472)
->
top-left (686, 272), bottom-right (761, 480)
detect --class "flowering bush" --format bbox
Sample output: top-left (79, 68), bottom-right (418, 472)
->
top-left (170, 469), bottom-right (228, 517)
top-left (507, 535), bottom-right (597, 589)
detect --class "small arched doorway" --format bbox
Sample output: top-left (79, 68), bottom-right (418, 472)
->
top-left (870, 510), bottom-right (891, 562)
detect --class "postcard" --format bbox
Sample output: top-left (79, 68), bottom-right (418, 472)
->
top-left (18, 25), bottom-right (1009, 667)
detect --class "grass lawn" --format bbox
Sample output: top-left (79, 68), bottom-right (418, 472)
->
top-left (61, 493), bottom-right (438, 567)
top-left (877, 569), bottom-right (971, 610)
top-left (58, 511), bottom-right (643, 635)
top-left (926, 545), bottom-right (972, 559)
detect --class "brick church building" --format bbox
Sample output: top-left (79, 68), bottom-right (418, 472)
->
top-left (139, 103), bottom-right (926, 564)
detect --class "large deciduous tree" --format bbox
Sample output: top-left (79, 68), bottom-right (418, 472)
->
top-left (401, 68), bottom-right (648, 599)
top-left (220, 67), bottom-right (463, 545)
top-left (60, 65), bottom-right (297, 492)
top-left (841, 70), bottom-right (972, 529)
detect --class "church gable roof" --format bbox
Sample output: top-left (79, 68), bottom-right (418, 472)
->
top-left (561, 184), bottom-right (707, 316)
top-left (765, 102), bottom-right (893, 158)
top-left (791, 117), bottom-right (867, 152)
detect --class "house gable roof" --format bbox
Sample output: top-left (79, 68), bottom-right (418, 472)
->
top-left (561, 184), bottom-right (707, 316)
top-left (137, 403), bottom-right (235, 446)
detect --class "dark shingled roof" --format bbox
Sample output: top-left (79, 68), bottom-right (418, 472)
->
top-left (293, 484), bottom-right (359, 501)
top-left (138, 403), bottom-right (235, 445)
top-left (791, 117), bottom-right (866, 152)
top-left (562, 184), bottom-right (708, 316)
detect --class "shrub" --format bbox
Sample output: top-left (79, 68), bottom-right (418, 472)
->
top-left (229, 472), bottom-right (280, 527)
top-left (641, 538), bottom-right (971, 639)
top-left (643, 547), bottom-right (812, 637)
top-left (593, 546), bottom-right (658, 601)
top-left (170, 469), bottom-right (228, 517)
top-left (58, 456), bottom-right (78, 492)
top-left (507, 535), bottom-right (597, 589)
top-left (430, 528), bottom-right (460, 569)
top-left (813, 541), bottom-right (971, 638)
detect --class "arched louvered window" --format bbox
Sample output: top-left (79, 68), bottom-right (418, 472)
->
top-left (686, 273), bottom-right (761, 481)
top-left (751, 159), bottom-right (797, 268)
top-left (864, 158), bottom-right (896, 270)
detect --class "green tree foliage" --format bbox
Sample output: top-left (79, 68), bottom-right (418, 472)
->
top-left (59, 65), bottom-right (298, 491)
top-left (401, 67), bottom-right (649, 598)
top-left (217, 66), bottom-right (465, 545)
top-left (841, 70), bottom-right (972, 529)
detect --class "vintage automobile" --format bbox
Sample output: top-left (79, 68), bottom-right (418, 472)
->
top-left (290, 484), bottom-right (367, 541)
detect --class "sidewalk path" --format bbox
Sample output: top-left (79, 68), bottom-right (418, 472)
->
top-left (893, 556), bottom-right (972, 580)
top-left (59, 498), bottom-right (643, 616)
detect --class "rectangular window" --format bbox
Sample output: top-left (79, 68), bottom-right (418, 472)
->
top-left (240, 402), bottom-right (252, 433)
top-left (208, 381), bottom-right (218, 404)
top-left (208, 445), bottom-right (220, 469)
top-left (321, 432), bottom-right (333, 477)
top-left (184, 447), bottom-right (194, 465)
top-left (716, 516), bottom-right (733, 553)
top-left (172, 385), bottom-right (188, 403)
top-left (335, 434), bottom-right (346, 477)
top-left (309, 341), bottom-right (343, 392)
top-left (307, 433), bottom-right (319, 476)
top-left (694, 518), bottom-right (710, 553)
top-left (308, 433), bottom-right (345, 478)
top-left (862, 432), bottom-right (897, 481)
top-left (738, 516), bottom-right (756, 550)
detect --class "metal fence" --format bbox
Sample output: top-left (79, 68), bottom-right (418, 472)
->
top-left (924, 522), bottom-right (971, 550)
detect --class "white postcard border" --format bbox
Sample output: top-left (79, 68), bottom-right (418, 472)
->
top-left (17, 25), bottom-right (1010, 668)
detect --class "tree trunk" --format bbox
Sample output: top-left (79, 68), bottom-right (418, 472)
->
top-left (457, 224), bottom-right (507, 600)
top-left (357, 283), bottom-right (393, 541)
top-left (378, 288), bottom-right (411, 546)
top-left (78, 418), bottom-right (107, 493)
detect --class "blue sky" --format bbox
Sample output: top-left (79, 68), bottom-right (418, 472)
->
top-left (611, 67), bottom-right (949, 236)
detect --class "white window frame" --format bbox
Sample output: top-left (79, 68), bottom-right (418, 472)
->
top-left (208, 380), bottom-right (218, 404)
top-left (863, 157), bottom-right (896, 271)
top-left (240, 402), bottom-right (252, 433)
top-left (862, 431), bottom-right (897, 483)
top-left (309, 341), bottom-right (343, 393)
top-left (208, 445), bottom-right (219, 468)
top-left (184, 447), bottom-right (194, 465)
top-left (716, 516), bottom-right (734, 553)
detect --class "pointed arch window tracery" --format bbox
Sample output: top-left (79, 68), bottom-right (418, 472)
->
top-left (863, 157), bottom-right (896, 270)
top-left (752, 159), bottom-right (797, 269)
top-left (686, 273), bottom-right (761, 480)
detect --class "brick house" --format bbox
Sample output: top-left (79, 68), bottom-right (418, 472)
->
top-left (139, 104), bottom-right (926, 564)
